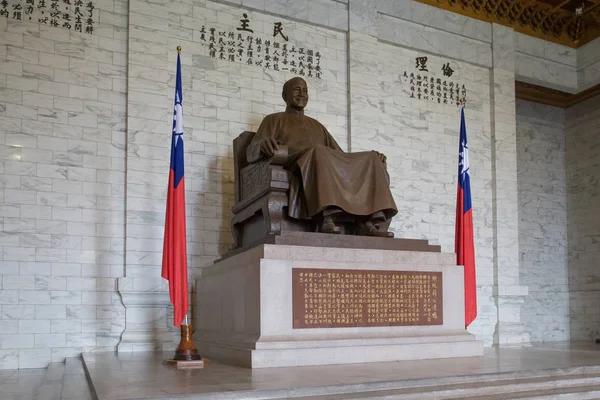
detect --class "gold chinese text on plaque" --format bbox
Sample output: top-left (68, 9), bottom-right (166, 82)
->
top-left (292, 268), bottom-right (443, 329)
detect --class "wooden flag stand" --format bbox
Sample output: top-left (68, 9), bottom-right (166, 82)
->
top-left (163, 323), bottom-right (207, 369)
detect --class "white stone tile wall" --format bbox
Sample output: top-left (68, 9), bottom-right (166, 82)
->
top-left (377, 14), bottom-right (492, 68)
top-left (349, 31), bottom-right (496, 345)
top-left (515, 33), bottom-right (576, 67)
top-left (577, 38), bottom-right (600, 69)
top-left (514, 34), bottom-right (600, 93)
top-left (515, 52), bottom-right (578, 94)
top-left (514, 32), bottom-right (580, 94)
top-left (1, 0), bottom-right (598, 369)
top-left (356, 1), bottom-right (493, 43)
top-left (576, 38), bottom-right (600, 91)
top-left (232, 0), bottom-right (349, 31)
top-left (566, 94), bottom-right (600, 341)
top-left (0, 0), bottom-right (128, 369)
top-left (491, 23), bottom-right (529, 346)
top-left (122, 0), bottom-right (347, 341)
top-left (516, 100), bottom-right (569, 342)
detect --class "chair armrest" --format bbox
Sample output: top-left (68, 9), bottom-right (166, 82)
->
top-left (270, 145), bottom-right (288, 165)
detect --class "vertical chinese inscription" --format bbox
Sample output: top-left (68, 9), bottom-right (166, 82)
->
top-left (292, 268), bottom-right (442, 329)
top-left (1, 0), bottom-right (95, 33)
top-left (198, 13), bottom-right (322, 79)
top-left (403, 57), bottom-right (466, 106)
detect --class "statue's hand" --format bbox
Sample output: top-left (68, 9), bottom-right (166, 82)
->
top-left (259, 137), bottom-right (280, 158)
top-left (375, 151), bottom-right (387, 164)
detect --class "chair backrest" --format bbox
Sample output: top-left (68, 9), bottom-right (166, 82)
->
top-left (233, 131), bottom-right (256, 203)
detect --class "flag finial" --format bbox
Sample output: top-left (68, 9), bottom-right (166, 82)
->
top-left (177, 46), bottom-right (182, 53)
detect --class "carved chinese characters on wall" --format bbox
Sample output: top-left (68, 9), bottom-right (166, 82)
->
top-left (403, 56), bottom-right (467, 106)
top-left (199, 13), bottom-right (323, 79)
top-left (292, 268), bottom-right (443, 329)
top-left (1, 0), bottom-right (96, 33)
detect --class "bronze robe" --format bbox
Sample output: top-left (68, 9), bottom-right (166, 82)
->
top-left (247, 111), bottom-right (398, 221)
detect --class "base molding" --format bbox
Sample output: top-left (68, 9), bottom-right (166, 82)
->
top-left (197, 333), bottom-right (483, 368)
top-left (116, 278), bottom-right (176, 352)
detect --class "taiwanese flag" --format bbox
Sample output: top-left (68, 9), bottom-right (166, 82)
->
top-left (455, 107), bottom-right (477, 328)
top-left (162, 51), bottom-right (188, 328)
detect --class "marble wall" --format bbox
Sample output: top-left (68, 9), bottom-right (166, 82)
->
top-left (0, 0), bottom-right (128, 368)
top-left (514, 34), bottom-right (600, 94)
top-left (1, 0), bottom-right (599, 369)
top-left (516, 100), bottom-right (569, 342)
top-left (577, 39), bottom-right (600, 92)
top-left (566, 94), bottom-right (600, 341)
top-left (118, 0), bottom-right (348, 351)
top-left (349, 31), bottom-right (497, 344)
top-left (514, 33), bottom-right (577, 93)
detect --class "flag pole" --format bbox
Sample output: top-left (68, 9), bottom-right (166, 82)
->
top-left (163, 45), bottom-right (204, 368)
top-left (455, 104), bottom-right (477, 328)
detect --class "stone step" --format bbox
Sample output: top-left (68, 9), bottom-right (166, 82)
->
top-left (32, 363), bottom-right (65, 400)
top-left (467, 384), bottom-right (600, 399)
top-left (267, 370), bottom-right (600, 400)
top-left (2, 369), bottom-right (47, 400)
top-left (29, 357), bottom-right (95, 400)
top-left (291, 385), bottom-right (600, 400)
top-left (82, 350), bottom-right (600, 400)
top-left (60, 357), bottom-right (95, 400)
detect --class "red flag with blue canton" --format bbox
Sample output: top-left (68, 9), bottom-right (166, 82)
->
top-left (455, 107), bottom-right (477, 328)
top-left (162, 52), bottom-right (188, 328)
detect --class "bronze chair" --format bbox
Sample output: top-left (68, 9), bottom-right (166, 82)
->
top-left (230, 132), bottom-right (392, 248)
top-left (230, 131), bottom-right (313, 249)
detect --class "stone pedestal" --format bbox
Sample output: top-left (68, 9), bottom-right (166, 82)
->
top-left (194, 240), bottom-right (483, 368)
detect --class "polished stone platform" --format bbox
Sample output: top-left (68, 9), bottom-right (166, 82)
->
top-left (82, 343), bottom-right (600, 400)
top-left (195, 243), bottom-right (482, 368)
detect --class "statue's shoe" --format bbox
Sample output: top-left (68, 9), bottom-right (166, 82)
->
top-left (357, 222), bottom-right (394, 238)
top-left (368, 230), bottom-right (394, 238)
top-left (320, 216), bottom-right (341, 234)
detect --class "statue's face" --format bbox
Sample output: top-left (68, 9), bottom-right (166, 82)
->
top-left (284, 78), bottom-right (308, 110)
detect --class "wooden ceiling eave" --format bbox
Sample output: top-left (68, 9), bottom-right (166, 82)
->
top-left (414, 0), bottom-right (600, 48)
top-left (515, 81), bottom-right (600, 108)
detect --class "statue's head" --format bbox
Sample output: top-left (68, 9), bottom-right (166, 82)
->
top-left (282, 77), bottom-right (308, 110)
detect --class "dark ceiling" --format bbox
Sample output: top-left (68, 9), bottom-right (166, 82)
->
top-left (537, 0), bottom-right (596, 13)
top-left (415, 0), bottom-right (600, 47)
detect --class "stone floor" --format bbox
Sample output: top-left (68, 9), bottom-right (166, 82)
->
top-left (3, 342), bottom-right (600, 400)
top-left (1, 357), bottom-right (94, 400)
top-left (82, 342), bottom-right (600, 400)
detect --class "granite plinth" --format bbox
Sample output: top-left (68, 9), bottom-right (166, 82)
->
top-left (195, 243), bottom-right (483, 368)
top-left (221, 232), bottom-right (441, 260)
top-left (269, 231), bottom-right (441, 252)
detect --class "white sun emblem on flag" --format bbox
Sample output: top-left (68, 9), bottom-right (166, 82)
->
top-left (173, 91), bottom-right (183, 145)
top-left (459, 140), bottom-right (470, 178)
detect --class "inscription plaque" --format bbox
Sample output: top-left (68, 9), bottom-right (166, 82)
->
top-left (292, 268), bottom-right (443, 329)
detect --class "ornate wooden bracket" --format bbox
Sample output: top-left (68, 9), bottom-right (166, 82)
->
top-left (415, 0), bottom-right (600, 47)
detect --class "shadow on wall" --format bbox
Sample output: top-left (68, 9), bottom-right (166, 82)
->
top-left (216, 152), bottom-right (235, 259)
top-left (189, 115), bottom-right (263, 329)
top-left (515, 99), bottom-right (569, 344)
top-left (565, 95), bottom-right (600, 343)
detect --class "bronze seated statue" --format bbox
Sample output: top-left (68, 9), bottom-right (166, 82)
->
top-left (230, 77), bottom-right (398, 249)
